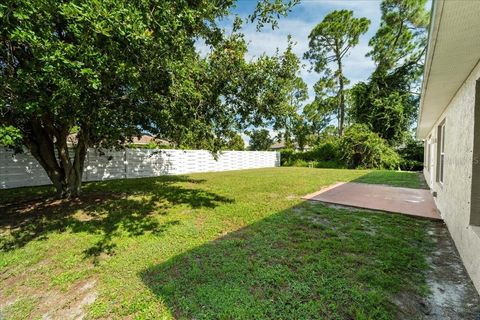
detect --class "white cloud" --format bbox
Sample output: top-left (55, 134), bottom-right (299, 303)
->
top-left (232, 0), bottom-right (381, 105)
top-left (241, 127), bottom-right (281, 146)
top-left (195, 0), bottom-right (382, 126)
top-left (242, 19), bottom-right (312, 58)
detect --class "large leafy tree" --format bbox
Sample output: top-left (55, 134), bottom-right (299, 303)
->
top-left (248, 129), bottom-right (273, 151)
top-left (280, 113), bottom-right (311, 151)
top-left (273, 38), bottom-right (309, 150)
top-left (0, 0), bottom-right (298, 197)
top-left (177, 35), bottom-right (306, 150)
top-left (368, 0), bottom-right (429, 73)
top-left (225, 134), bottom-right (245, 151)
top-left (289, 115), bottom-right (312, 151)
top-left (350, 0), bottom-right (429, 144)
top-left (304, 10), bottom-right (370, 136)
top-left (302, 94), bottom-right (337, 138)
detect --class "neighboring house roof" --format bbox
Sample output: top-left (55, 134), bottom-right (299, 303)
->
top-left (270, 141), bottom-right (311, 151)
top-left (127, 135), bottom-right (171, 146)
top-left (270, 141), bottom-right (288, 150)
top-left (131, 135), bottom-right (158, 145)
top-left (66, 134), bottom-right (169, 146)
top-left (417, 0), bottom-right (480, 139)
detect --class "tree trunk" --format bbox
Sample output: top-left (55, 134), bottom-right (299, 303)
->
top-left (23, 118), bottom-right (88, 198)
top-left (337, 58), bottom-right (345, 136)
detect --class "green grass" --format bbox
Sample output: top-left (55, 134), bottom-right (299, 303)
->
top-left (353, 170), bottom-right (426, 189)
top-left (0, 168), bottom-right (431, 319)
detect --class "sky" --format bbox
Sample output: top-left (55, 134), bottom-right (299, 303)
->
top-left (198, 0), bottom-right (384, 144)
top-left (222, 0), bottom-right (383, 103)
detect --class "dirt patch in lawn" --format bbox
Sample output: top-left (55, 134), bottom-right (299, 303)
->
top-left (0, 192), bottom-right (128, 250)
top-left (39, 278), bottom-right (98, 320)
top-left (393, 222), bottom-right (480, 319)
top-left (0, 191), bottom-right (147, 254)
top-left (0, 277), bottom-right (97, 320)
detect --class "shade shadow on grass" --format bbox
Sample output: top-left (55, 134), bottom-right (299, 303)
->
top-left (140, 202), bottom-right (431, 319)
top-left (0, 176), bottom-right (233, 263)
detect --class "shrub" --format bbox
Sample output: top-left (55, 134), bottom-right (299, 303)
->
top-left (399, 159), bottom-right (423, 171)
top-left (280, 125), bottom-right (403, 170)
top-left (295, 149), bottom-right (315, 162)
top-left (284, 137), bottom-right (340, 162)
top-left (313, 138), bottom-right (340, 161)
top-left (313, 160), bottom-right (345, 169)
top-left (339, 124), bottom-right (400, 170)
top-left (280, 148), bottom-right (296, 166)
top-left (398, 136), bottom-right (424, 171)
top-left (280, 139), bottom-right (341, 168)
top-left (291, 159), bottom-right (310, 167)
top-left (285, 159), bottom-right (344, 169)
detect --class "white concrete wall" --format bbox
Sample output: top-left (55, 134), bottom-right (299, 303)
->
top-left (423, 60), bottom-right (480, 293)
top-left (0, 148), bottom-right (280, 189)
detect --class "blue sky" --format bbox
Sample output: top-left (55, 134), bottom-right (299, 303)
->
top-left (221, 0), bottom-right (383, 103)
top-left (197, 0), bottom-right (384, 143)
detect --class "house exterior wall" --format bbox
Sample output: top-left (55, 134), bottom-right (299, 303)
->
top-left (423, 60), bottom-right (480, 293)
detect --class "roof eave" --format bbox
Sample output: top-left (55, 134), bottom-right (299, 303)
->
top-left (416, 0), bottom-right (444, 139)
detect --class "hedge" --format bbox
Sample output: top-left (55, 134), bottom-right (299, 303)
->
top-left (281, 124), bottom-right (422, 171)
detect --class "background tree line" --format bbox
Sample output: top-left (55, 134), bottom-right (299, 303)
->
top-left (280, 0), bottom-right (428, 171)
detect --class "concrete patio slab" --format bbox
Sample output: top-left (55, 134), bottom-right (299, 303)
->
top-left (303, 182), bottom-right (441, 220)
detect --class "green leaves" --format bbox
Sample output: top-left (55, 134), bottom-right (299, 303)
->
top-left (226, 134), bottom-right (245, 151)
top-left (350, 0), bottom-right (428, 145)
top-left (0, 0), bottom-right (301, 194)
top-left (305, 10), bottom-right (370, 73)
top-left (250, 0), bottom-right (300, 31)
top-left (170, 34), bottom-right (307, 150)
top-left (0, 126), bottom-right (22, 150)
top-left (350, 81), bottom-right (414, 144)
top-left (368, 0), bottom-right (428, 71)
top-left (249, 129), bottom-right (273, 151)
top-left (340, 124), bottom-right (401, 169)
top-left (304, 10), bottom-right (370, 136)
top-left (0, 0), bottom-right (335, 198)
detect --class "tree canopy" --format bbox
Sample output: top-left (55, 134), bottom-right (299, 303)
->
top-left (304, 10), bottom-right (370, 136)
top-left (226, 134), bottom-right (245, 151)
top-left (0, 0), bottom-right (300, 197)
top-left (249, 129), bottom-right (273, 151)
top-left (349, 0), bottom-right (429, 144)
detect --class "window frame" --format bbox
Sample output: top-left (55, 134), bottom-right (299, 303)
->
top-left (437, 120), bottom-right (446, 185)
top-left (426, 135), bottom-right (431, 172)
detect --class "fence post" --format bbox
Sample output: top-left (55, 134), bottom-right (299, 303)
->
top-left (124, 149), bottom-right (128, 179)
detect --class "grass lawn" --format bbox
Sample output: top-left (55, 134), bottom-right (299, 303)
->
top-left (0, 168), bottom-right (430, 319)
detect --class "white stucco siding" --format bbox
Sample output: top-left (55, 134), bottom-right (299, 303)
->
top-left (424, 60), bottom-right (480, 293)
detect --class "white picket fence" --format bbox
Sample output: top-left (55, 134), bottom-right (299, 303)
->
top-left (0, 148), bottom-right (280, 189)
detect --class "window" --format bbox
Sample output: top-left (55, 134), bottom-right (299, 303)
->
top-left (471, 79), bottom-right (480, 226)
top-left (437, 121), bottom-right (446, 184)
top-left (426, 135), bottom-right (431, 172)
